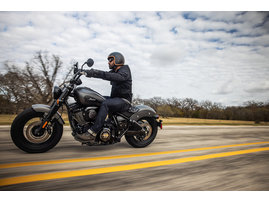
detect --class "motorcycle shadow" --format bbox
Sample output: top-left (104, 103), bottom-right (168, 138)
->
top-left (54, 140), bottom-right (132, 153)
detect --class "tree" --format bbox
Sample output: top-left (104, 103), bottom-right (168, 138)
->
top-left (156, 105), bottom-right (174, 118)
top-left (0, 95), bottom-right (15, 114)
top-left (180, 98), bottom-right (199, 118)
top-left (0, 51), bottom-right (73, 113)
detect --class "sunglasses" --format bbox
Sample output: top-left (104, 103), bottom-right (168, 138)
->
top-left (108, 57), bottom-right (114, 62)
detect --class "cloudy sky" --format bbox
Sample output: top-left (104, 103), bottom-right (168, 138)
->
top-left (0, 11), bottom-right (269, 106)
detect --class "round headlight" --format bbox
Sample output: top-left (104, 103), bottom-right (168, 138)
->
top-left (53, 86), bottom-right (62, 99)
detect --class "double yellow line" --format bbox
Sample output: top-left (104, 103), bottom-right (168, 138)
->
top-left (1, 141), bottom-right (269, 169)
top-left (1, 141), bottom-right (269, 187)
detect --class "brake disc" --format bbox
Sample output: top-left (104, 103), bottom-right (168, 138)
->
top-left (24, 121), bottom-right (51, 144)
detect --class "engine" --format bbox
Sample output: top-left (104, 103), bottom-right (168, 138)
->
top-left (69, 103), bottom-right (127, 144)
top-left (85, 107), bottom-right (98, 121)
top-left (73, 107), bottom-right (97, 125)
top-left (70, 105), bottom-right (114, 143)
top-left (69, 103), bottom-right (97, 126)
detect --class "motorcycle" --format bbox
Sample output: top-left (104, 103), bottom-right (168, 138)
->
top-left (10, 58), bottom-right (162, 153)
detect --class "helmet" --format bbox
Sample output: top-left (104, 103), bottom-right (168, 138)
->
top-left (107, 52), bottom-right (125, 66)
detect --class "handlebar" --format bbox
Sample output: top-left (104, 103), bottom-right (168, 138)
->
top-left (55, 58), bottom-right (94, 100)
top-left (69, 68), bottom-right (90, 87)
top-left (68, 58), bottom-right (93, 87)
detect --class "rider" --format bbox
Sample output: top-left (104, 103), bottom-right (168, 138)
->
top-left (76, 52), bottom-right (132, 142)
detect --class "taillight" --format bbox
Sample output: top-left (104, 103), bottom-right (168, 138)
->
top-left (157, 120), bottom-right (163, 129)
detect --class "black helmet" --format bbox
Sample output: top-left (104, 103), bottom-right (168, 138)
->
top-left (107, 52), bottom-right (125, 66)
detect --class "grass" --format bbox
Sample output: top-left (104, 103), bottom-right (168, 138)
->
top-left (0, 114), bottom-right (17, 125)
top-left (1, 114), bottom-right (268, 126)
top-left (161, 117), bottom-right (269, 126)
top-left (0, 114), bottom-right (70, 126)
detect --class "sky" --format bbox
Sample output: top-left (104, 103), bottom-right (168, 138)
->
top-left (0, 11), bottom-right (269, 106)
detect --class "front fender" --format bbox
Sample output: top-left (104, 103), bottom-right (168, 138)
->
top-left (129, 105), bottom-right (158, 121)
top-left (31, 104), bottom-right (65, 125)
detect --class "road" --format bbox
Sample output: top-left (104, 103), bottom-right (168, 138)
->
top-left (0, 125), bottom-right (269, 190)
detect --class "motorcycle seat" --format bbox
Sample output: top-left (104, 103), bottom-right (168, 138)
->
top-left (117, 105), bottom-right (139, 118)
top-left (121, 98), bottom-right (131, 105)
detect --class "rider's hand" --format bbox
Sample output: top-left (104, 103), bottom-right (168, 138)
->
top-left (84, 69), bottom-right (95, 77)
top-left (85, 69), bottom-right (105, 78)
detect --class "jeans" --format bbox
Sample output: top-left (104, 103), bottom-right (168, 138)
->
top-left (90, 97), bottom-right (130, 133)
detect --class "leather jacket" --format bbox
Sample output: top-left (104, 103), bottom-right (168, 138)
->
top-left (86, 65), bottom-right (132, 102)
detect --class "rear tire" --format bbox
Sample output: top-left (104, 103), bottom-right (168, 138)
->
top-left (125, 117), bottom-right (158, 148)
top-left (11, 107), bottom-right (63, 153)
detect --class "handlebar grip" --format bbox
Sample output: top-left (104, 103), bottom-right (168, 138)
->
top-left (80, 71), bottom-right (87, 76)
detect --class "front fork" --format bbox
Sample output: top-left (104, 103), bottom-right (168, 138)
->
top-left (36, 86), bottom-right (71, 135)
top-left (36, 99), bottom-right (62, 136)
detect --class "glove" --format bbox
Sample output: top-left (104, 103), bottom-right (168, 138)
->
top-left (85, 69), bottom-right (105, 79)
top-left (84, 69), bottom-right (94, 77)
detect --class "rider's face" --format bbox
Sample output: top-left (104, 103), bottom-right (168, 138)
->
top-left (108, 58), bottom-right (115, 69)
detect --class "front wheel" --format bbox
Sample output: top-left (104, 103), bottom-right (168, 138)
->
top-left (11, 107), bottom-right (63, 153)
top-left (125, 117), bottom-right (158, 148)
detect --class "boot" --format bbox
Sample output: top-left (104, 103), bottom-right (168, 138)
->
top-left (76, 128), bottom-right (97, 142)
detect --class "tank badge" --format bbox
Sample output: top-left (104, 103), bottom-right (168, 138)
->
top-left (88, 98), bottom-right (96, 102)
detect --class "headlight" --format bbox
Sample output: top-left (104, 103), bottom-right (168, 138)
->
top-left (53, 86), bottom-right (62, 99)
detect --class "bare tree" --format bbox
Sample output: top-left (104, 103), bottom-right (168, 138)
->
top-left (132, 96), bottom-right (269, 122)
top-left (0, 51), bottom-right (73, 113)
top-left (180, 98), bottom-right (199, 118)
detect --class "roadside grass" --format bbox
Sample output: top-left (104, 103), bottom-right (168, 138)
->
top-left (1, 114), bottom-right (268, 126)
top-left (0, 114), bottom-right (71, 126)
top-left (161, 117), bottom-right (269, 126)
top-left (0, 114), bottom-right (17, 125)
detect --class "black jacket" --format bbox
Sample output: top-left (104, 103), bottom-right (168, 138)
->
top-left (88, 65), bottom-right (132, 102)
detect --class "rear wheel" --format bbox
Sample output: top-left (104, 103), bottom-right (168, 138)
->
top-left (11, 107), bottom-right (63, 153)
top-left (125, 117), bottom-right (158, 148)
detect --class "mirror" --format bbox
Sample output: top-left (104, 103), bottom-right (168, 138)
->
top-left (86, 58), bottom-right (94, 67)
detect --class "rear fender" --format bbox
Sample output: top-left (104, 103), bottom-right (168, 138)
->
top-left (31, 104), bottom-right (65, 125)
top-left (129, 105), bottom-right (158, 121)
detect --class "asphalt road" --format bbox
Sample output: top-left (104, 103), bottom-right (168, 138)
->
top-left (0, 125), bottom-right (269, 190)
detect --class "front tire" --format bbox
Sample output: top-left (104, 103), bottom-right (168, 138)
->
top-left (11, 107), bottom-right (63, 153)
top-left (125, 117), bottom-right (158, 148)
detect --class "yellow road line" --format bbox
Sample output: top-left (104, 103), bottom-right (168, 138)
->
top-left (1, 147), bottom-right (269, 187)
top-left (1, 141), bottom-right (269, 169)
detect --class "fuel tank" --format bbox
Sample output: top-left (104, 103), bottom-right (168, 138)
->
top-left (74, 87), bottom-right (105, 106)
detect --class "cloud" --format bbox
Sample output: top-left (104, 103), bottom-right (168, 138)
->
top-left (245, 81), bottom-right (269, 94)
top-left (150, 44), bottom-right (186, 67)
top-left (0, 11), bottom-right (269, 106)
top-left (212, 79), bottom-right (235, 95)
